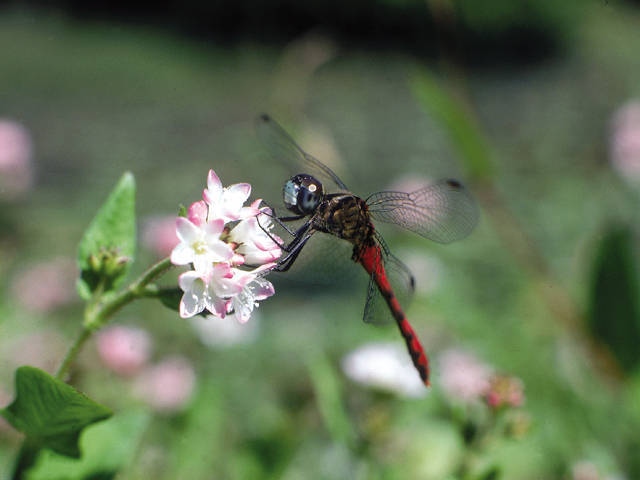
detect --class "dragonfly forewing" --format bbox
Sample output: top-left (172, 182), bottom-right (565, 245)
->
top-left (366, 179), bottom-right (479, 244)
top-left (256, 114), bottom-right (349, 192)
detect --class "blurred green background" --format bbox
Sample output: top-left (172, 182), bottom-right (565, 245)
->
top-left (2, 0), bottom-right (640, 478)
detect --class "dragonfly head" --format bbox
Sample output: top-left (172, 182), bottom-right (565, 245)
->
top-left (283, 174), bottom-right (324, 216)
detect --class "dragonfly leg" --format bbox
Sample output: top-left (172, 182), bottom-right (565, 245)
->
top-left (260, 201), bottom-right (306, 224)
top-left (273, 228), bottom-right (315, 272)
top-left (258, 202), bottom-right (306, 238)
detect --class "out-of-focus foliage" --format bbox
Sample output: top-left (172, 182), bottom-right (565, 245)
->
top-left (2, 1), bottom-right (640, 478)
top-left (411, 68), bottom-right (494, 181)
top-left (588, 225), bottom-right (640, 373)
top-left (15, 0), bottom-right (585, 61)
top-left (455, 0), bottom-right (581, 32)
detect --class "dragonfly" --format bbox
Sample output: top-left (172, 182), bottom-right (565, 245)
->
top-left (256, 114), bottom-right (479, 386)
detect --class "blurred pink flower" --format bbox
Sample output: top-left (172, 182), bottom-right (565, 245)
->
top-left (142, 215), bottom-right (179, 257)
top-left (96, 325), bottom-right (153, 377)
top-left (342, 342), bottom-right (427, 398)
top-left (483, 374), bottom-right (525, 410)
top-left (571, 460), bottom-right (601, 480)
top-left (610, 99), bottom-right (640, 183)
top-left (11, 258), bottom-right (77, 313)
top-left (437, 349), bottom-right (493, 403)
top-left (133, 356), bottom-right (196, 413)
top-left (0, 119), bottom-right (33, 199)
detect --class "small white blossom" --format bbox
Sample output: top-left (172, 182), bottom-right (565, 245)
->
top-left (342, 342), bottom-right (427, 398)
top-left (171, 217), bottom-right (233, 273)
top-left (172, 169), bottom-right (280, 323)
top-left (178, 270), bottom-right (227, 318)
top-left (229, 267), bottom-right (276, 323)
top-left (203, 169), bottom-right (259, 222)
top-left (228, 209), bottom-right (282, 265)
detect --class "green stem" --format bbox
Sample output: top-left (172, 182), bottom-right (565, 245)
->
top-left (55, 257), bottom-right (174, 380)
top-left (86, 257), bottom-right (174, 329)
top-left (55, 327), bottom-right (93, 380)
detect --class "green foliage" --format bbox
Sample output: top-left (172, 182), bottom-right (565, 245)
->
top-left (0, 367), bottom-right (112, 458)
top-left (588, 225), bottom-right (640, 373)
top-left (77, 172), bottom-right (136, 301)
top-left (410, 68), bottom-right (493, 181)
top-left (456, 0), bottom-right (582, 32)
top-left (2, 5), bottom-right (640, 479)
top-left (156, 286), bottom-right (184, 312)
top-left (307, 352), bottom-right (356, 447)
top-left (25, 411), bottom-right (150, 480)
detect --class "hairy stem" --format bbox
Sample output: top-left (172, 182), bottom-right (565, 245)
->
top-left (55, 257), bottom-right (174, 380)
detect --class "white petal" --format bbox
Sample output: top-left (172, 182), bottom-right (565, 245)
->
top-left (202, 218), bottom-right (225, 236)
top-left (175, 217), bottom-right (199, 243)
top-left (206, 240), bottom-right (234, 262)
top-left (251, 278), bottom-right (275, 301)
top-left (170, 243), bottom-right (195, 266)
top-left (234, 297), bottom-right (254, 323)
top-left (224, 183), bottom-right (251, 205)
top-left (205, 170), bottom-right (223, 198)
top-left (179, 275), bottom-right (206, 318)
top-left (203, 294), bottom-right (230, 318)
top-left (191, 256), bottom-right (214, 274)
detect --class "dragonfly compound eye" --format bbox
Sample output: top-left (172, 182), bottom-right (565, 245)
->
top-left (283, 174), bottom-right (323, 215)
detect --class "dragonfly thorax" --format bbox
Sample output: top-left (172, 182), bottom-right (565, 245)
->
top-left (283, 174), bottom-right (324, 216)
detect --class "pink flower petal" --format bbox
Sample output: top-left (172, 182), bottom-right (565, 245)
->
top-left (187, 200), bottom-right (208, 226)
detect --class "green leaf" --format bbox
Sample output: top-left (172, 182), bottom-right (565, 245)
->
top-left (77, 172), bottom-right (136, 300)
top-left (168, 382), bottom-right (225, 478)
top-left (306, 352), bottom-right (356, 447)
top-left (587, 225), bottom-right (640, 373)
top-left (157, 287), bottom-right (183, 312)
top-left (178, 203), bottom-right (187, 217)
top-left (0, 366), bottom-right (112, 458)
top-left (25, 410), bottom-right (150, 480)
top-left (476, 465), bottom-right (501, 480)
top-left (410, 68), bottom-right (494, 181)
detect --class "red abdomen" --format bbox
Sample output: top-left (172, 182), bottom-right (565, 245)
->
top-left (357, 244), bottom-right (430, 386)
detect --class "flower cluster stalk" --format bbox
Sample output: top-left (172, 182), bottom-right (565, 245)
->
top-left (55, 257), bottom-right (174, 380)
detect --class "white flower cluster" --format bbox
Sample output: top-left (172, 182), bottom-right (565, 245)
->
top-left (171, 170), bottom-right (281, 322)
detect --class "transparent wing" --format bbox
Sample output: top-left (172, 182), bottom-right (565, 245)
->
top-left (363, 234), bottom-right (415, 325)
top-left (256, 114), bottom-right (349, 192)
top-left (366, 179), bottom-right (479, 244)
